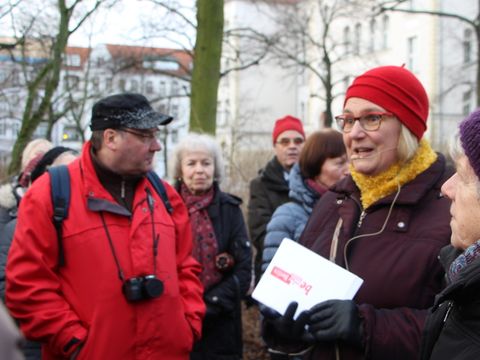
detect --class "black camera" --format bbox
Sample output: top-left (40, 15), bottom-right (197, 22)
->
top-left (122, 275), bottom-right (164, 302)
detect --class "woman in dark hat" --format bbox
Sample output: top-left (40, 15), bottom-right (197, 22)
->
top-left (262, 66), bottom-right (453, 360)
top-left (420, 109), bottom-right (480, 360)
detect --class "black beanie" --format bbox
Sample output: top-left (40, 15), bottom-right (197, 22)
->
top-left (30, 146), bottom-right (77, 183)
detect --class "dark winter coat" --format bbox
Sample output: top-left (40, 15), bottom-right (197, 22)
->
top-left (188, 183), bottom-right (252, 360)
top-left (248, 156), bottom-right (290, 283)
top-left (0, 183), bottom-right (42, 360)
top-left (0, 183), bottom-right (17, 301)
top-left (297, 154), bottom-right (452, 360)
top-left (420, 245), bottom-right (480, 360)
top-left (262, 163), bottom-right (320, 274)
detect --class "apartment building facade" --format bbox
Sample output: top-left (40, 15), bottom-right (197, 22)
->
top-left (0, 42), bottom-right (192, 176)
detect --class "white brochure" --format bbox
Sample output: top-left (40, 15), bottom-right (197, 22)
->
top-left (252, 238), bottom-right (363, 318)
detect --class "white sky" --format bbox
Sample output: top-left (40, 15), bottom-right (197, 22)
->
top-left (1, 0), bottom-right (196, 49)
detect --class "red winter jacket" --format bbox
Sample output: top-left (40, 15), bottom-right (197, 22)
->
top-left (299, 154), bottom-right (452, 360)
top-left (6, 142), bottom-right (205, 360)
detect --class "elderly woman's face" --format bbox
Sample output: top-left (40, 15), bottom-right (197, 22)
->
top-left (180, 148), bottom-right (215, 195)
top-left (441, 155), bottom-right (480, 250)
top-left (342, 97), bottom-right (401, 176)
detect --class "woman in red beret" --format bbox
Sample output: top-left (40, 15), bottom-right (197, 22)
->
top-left (261, 65), bottom-right (453, 360)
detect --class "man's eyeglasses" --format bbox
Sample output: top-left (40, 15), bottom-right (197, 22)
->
top-left (334, 112), bottom-right (393, 133)
top-left (276, 137), bottom-right (305, 146)
top-left (119, 128), bottom-right (162, 144)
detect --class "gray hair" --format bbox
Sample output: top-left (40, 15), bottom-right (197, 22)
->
top-left (169, 132), bottom-right (225, 183)
top-left (397, 124), bottom-right (419, 163)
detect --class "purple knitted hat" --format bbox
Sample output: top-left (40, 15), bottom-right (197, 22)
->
top-left (459, 109), bottom-right (480, 179)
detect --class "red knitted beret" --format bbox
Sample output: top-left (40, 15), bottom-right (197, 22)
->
top-left (272, 115), bottom-right (305, 144)
top-left (344, 66), bottom-right (429, 139)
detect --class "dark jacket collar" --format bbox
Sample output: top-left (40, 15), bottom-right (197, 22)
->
top-left (259, 156), bottom-right (289, 191)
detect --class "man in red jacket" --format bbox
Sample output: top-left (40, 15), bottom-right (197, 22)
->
top-left (6, 93), bottom-right (205, 360)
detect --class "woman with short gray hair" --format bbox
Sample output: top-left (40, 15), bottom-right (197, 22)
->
top-left (171, 133), bottom-right (252, 360)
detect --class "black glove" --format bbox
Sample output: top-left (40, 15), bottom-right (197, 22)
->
top-left (307, 299), bottom-right (364, 348)
top-left (259, 303), bottom-right (281, 319)
top-left (262, 301), bottom-right (312, 349)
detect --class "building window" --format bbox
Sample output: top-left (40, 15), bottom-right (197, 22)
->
top-left (463, 28), bottom-right (472, 64)
top-left (171, 104), bottom-right (179, 118)
top-left (159, 81), bottom-right (166, 97)
top-left (171, 81), bottom-right (179, 96)
top-left (91, 77), bottom-right (100, 92)
top-left (145, 81), bottom-right (154, 94)
top-left (105, 78), bottom-right (113, 90)
top-left (353, 23), bottom-right (362, 55)
top-left (462, 90), bottom-right (472, 115)
top-left (119, 79), bottom-right (126, 91)
top-left (130, 79), bottom-right (139, 92)
top-left (407, 36), bottom-right (417, 72)
top-left (382, 15), bottom-right (389, 49)
top-left (12, 121), bottom-right (20, 135)
top-left (62, 125), bottom-right (81, 142)
top-left (64, 75), bottom-right (80, 91)
top-left (66, 54), bottom-right (81, 67)
top-left (0, 121), bottom-right (6, 136)
top-left (369, 19), bottom-right (376, 53)
top-left (171, 129), bottom-right (178, 143)
top-left (343, 26), bottom-right (351, 55)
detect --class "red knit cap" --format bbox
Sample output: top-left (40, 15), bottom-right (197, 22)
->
top-left (272, 115), bottom-right (305, 144)
top-left (344, 65), bottom-right (429, 139)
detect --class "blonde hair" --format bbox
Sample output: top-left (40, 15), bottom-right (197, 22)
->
top-left (397, 124), bottom-right (419, 163)
top-left (21, 139), bottom-right (53, 171)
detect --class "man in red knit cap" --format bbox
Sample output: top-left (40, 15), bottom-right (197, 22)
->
top-left (248, 115), bottom-right (305, 291)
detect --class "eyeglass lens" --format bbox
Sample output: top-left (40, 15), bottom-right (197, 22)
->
top-left (277, 137), bottom-right (304, 146)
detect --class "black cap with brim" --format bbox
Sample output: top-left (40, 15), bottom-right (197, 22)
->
top-left (89, 93), bottom-right (173, 131)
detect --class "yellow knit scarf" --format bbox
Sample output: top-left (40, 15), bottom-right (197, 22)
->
top-left (350, 139), bottom-right (437, 209)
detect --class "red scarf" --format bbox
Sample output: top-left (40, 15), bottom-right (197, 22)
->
top-left (181, 183), bottom-right (222, 290)
top-left (305, 178), bottom-right (328, 196)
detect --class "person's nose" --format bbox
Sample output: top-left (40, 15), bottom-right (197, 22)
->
top-left (194, 163), bottom-right (205, 173)
top-left (440, 173), bottom-right (457, 200)
top-left (150, 138), bottom-right (162, 152)
top-left (348, 120), bottom-right (366, 138)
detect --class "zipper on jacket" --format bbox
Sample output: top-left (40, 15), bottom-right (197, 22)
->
top-left (121, 180), bottom-right (125, 199)
top-left (443, 302), bottom-right (453, 323)
top-left (357, 210), bottom-right (366, 228)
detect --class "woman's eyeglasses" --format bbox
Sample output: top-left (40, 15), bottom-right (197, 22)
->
top-left (334, 112), bottom-right (393, 133)
top-left (276, 137), bottom-right (305, 146)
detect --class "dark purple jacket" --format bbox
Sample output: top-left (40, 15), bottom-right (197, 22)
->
top-left (300, 154), bottom-right (452, 360)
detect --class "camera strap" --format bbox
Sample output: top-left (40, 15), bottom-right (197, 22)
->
top-left (99, 188), bottom-right (159, 282)
top-left (49, 166), bottom-right (171, 268)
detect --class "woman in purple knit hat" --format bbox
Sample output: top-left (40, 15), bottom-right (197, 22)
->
top-left (420, 109), bottom-right (480, 359)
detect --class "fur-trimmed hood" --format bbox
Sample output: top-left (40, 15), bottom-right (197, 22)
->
top-left (0, 183), bottom-right (17, 209)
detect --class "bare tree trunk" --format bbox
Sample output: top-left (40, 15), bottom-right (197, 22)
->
top-left (189, 0), bottom-right (224, 134)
